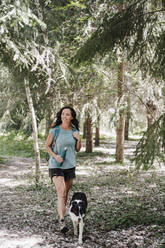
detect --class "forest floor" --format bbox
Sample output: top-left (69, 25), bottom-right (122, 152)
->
top-left (0, 138), bottom-right (165, 248)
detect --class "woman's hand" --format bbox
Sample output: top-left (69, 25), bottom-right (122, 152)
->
top-left (55, 155), bottom-right (63, 163)
top-left (73, 132), bottom-right (81, 141)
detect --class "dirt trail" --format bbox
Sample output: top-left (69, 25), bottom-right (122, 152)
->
top-left (0, 157), bottom-right (95, 248)
top-left (0, 141), bottom-right (165, 248)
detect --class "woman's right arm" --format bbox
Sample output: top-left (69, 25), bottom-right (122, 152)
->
top-left (45, 134), bottom-right (63, 163)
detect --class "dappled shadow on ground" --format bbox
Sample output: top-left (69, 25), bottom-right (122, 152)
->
top-left (0, 157), bottom-right (34, 188)
top-left (0, 141), bottom-right (165, 248)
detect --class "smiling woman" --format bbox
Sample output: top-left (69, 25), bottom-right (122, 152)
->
top-left (61, 108), bottom-right (73, 126)
top-left (45, 106), bottom-right (81, 233)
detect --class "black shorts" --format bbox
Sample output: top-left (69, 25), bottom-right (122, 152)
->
top-left (49, 167), bottom-right (76, 181)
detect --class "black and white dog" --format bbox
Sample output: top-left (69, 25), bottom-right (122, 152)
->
top-left (69, 192), bottom-right (87, 244)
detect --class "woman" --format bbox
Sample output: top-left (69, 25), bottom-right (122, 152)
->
top-left (45, 106), bottom-right (81, 233)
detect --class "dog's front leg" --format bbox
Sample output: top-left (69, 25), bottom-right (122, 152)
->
top-left (78, 220), bottom-right (84, 245)
top-left (73, 221), bottom-right (78, 236)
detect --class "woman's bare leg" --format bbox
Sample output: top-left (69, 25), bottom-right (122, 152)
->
top-left (52, 176), bottom-right (66, 220)
top-left (64, 178), bottom-right (73, 205)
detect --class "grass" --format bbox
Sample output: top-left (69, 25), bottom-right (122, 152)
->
top-left (95, 200), bottom-right (165, 231)
top-left (0, 132), bottom-right (46, 158)
top-left (0, 132), bottom-right (109, 160)
top-left (159, 244), bottom-right (165, 248)
top-left (0, 157), bottom-right (7, 164)
top-left (77, 151), bottom-right (106, 158)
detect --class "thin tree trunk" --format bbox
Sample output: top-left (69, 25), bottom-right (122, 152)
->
top-left (95, 97), bottom-right (101, 146)
top-left (162, 114), bottom-right (165, 149)
top-left (124, 116), bottom-right (129, 140)
top-left (95, 114), bottom-right (100, 146)
top-left (95, 127), bottom-right (100, 146)
top-left (116, 113), bottom-right (125, 162)
top-left (115, 2), bottom-right (125, 162)
top-left (124, 94), bottom-right (131, 140)
top-left (86, 113), bottom-right (93, 153)
top-left (24, 74), bottom-right (41, 183)
top-left (116, 59), bottom-right (125, 163)
top-left (83, 120), bottom-right (87, 139)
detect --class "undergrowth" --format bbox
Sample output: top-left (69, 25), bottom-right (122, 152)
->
top-left (0, 132), bottom-right (45, 158)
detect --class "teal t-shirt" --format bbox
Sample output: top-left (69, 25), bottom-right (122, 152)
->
top-left (48, 127), bottom-right (78, 169)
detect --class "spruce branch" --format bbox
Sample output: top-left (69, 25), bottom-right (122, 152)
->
top-left (132, 114), bottom-right (165, 170)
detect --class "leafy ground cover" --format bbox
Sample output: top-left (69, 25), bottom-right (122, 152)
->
top-left (0, 134), bottom-right (165, 247)
top-left (0, 133), bottom-right (46, 158)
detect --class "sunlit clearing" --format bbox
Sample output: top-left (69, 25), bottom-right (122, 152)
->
top-left (0, 178), bottom-right (23, 187)
top-left (76, 166), bottom-right (91, 176)
top-left (0, 230), bottom-right (43, 248)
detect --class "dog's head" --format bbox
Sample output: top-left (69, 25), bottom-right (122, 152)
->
top-left (70, 200), bottom-right (86, 223)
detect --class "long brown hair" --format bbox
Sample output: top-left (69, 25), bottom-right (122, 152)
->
top-left (51, 106), bottom-right (79, 130)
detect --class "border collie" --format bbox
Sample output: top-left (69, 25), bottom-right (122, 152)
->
top-left (69, 192), bottom-right (87, 244)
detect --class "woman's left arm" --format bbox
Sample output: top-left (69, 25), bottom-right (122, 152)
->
top-left (73, 132), bottom-right (81, 152)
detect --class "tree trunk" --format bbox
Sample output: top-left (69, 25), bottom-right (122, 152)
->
top-left (95, 127), bottom-right (100, 146)
top-left (86, 113), bottom-right (93, 153)
top-left (95, 112), bottom-right (100, 146)
top-left (116, 114), bottom-right (125, 162)
top-left (116, 59), bottom-right (125, 163)
top-left (124, 115), bottom-right (129, 141)
top-left (24, 75), bottom-right (41, 183)
top-left (95, 96), bottom-right (101, 146)
top-left (83, 119), bottom-right (87, 139)
top-left (162, 114), bottom-right (165, 149)
top-left (124, 94), bottom-right (131, 140)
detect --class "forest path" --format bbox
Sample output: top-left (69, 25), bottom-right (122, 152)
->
top-left (0, 140), bottom-right (165, 248)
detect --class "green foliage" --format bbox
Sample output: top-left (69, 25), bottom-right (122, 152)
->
top-left (72, 0), bottom-right (165, 81)
top-left (93, 202), bottom-right (165, 230)
top-left (0, 132), bottom-right (34, 157)
top-left (72, 181), bottom-right (91, 193)
top-left (0, 132), bottom-right (45, 158)
top-left (0, 0), bottom-right (165, 172)
top-left (72, 1), bottom-right (148, 65)
top-left (132, 114), bottom-right (165, 170)
top-left (159, 243), bottom-right (165, 248)
top-left (153, 32), bottom-right (165, 79)
top-left (77, 151), bottom-right (106, 157)
top-left (0, 0), bottom-right (62, 132)
top-left (0, 157), bottom-right (7, 164)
